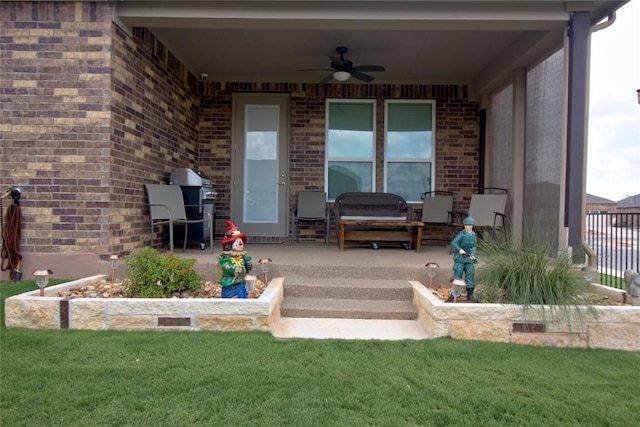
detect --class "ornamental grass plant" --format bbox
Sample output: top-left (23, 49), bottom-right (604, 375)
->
top-left (475, 231), bottom-right (588, 310)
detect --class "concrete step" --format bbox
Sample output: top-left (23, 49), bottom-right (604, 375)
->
top-left (280, 297), bottom-right (417, 320)
top-left (276, 276), bottom-right (426, 338)
top-left (273, 317), bottom-right (429, 340)
top-left (280, 276), bottom-right (417, 320)
top-left (272, 264), bottom-right (428, 281)
top-left (283, 277), bottom-right (413, 300)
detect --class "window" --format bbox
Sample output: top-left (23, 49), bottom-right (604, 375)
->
top-left (384, 101), bottom-right (435, 202)
top-left (325, 100), bottom-right (375, 199)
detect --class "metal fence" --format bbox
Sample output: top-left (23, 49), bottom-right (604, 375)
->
top-left (585, 212), bottom-right (639, 288)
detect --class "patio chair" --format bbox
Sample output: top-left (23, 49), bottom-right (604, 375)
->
top-left (465, 187), bottom-right (508, 239)
top-left (293, 191), bottom-right (328, 243)
top-left (145, 184), bottom-right (214, 253)
top-left (419, 191), bottom-right (455, 246)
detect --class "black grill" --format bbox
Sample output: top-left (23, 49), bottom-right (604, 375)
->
top-left (169, 168), bottom-right (216, 249)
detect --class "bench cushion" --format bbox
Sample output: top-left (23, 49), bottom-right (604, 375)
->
top-left (340, 215), bottom-right (407, 221)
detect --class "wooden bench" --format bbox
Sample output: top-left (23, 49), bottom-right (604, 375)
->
top-left (333, 192), bottom-right (424, 252)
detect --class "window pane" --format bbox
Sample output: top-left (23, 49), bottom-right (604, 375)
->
top-left (387, 103), bottom-right (433, 159)
top-left (327, 101), bottom-right (375, 198)
top-left (327, 129), bottom-right (374, 157)
top-left (387, 131), bottom-right (432, 158)
top-left (329, 103), bottom-right (374, 131)
top-left (244, 105), bottom-right (279, 223)
top-left (386, 162), bottom-right (431, 202)
top-left (388, 103), bottom-right (432, 131)
top-left (245, 131), bottom-right (277, 222)
top-left (328, 162), bottom-right (373, 199)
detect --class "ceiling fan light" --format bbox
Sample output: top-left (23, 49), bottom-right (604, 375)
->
top-left (333, 71), bottom-right (350, 81)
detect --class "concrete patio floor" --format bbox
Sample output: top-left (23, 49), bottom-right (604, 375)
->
top-left (181, 240), bottom-right (454, 280)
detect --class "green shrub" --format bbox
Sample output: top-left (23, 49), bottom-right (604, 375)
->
top-left (121, 247), bottom-right (204, 298)
top-left (476, 233), bottom-right (587, 306)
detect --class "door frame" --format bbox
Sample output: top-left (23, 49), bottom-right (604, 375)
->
top-left (231, 93), bottom-right (290, 238)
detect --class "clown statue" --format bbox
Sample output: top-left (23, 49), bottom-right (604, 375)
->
top-left (217, 221), bottom-right (252, 298)
top-left (449, 216), bottom-right (478, 303)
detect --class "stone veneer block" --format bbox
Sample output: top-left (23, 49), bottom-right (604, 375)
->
top-left (108, 316), bottom-right (158, 330)
top-left (451, 319), bottom-right (510, 342)
top-left (4, 298), bottom-right (60, 329)
top-left (594, 306), bottom-right (640, 323)
top-left (105, 300), bottom-right (184, 316)
top-left (431, 320), bottom-right (451, 338)
top-left (510, 332), bottom-right (587, 348)
top-left (436, 304), bottom-right (522, 321)
top-left (196, 316), bottom-right (255, 331)
top-left (182, 299), bottom-right (270, 316)
top-left (256, 316), bottom-right (272, 331)
top-left (588, 323), bottom-right (640, 351)
top-left (70, 299), bottom-right (106, 330)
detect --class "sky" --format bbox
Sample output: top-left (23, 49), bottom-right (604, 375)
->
top-left (587, 0), bottom-right (640, 202)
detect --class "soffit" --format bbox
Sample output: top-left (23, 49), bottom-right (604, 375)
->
top-left (114, 1), bottom-right (628, 94)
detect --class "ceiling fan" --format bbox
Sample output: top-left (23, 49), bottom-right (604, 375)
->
top-left (298, 46), bottom-right (386, 83)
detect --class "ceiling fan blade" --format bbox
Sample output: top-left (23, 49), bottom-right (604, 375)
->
top-left (320, 73), bottom-right (335, 83)
top-left (350, 71), bottom-right (374, 83)
top-left (353, 65), bottom-right (386, 72)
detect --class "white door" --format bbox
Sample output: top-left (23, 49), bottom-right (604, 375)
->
top-left (232, 93), bottom-right (289, 237)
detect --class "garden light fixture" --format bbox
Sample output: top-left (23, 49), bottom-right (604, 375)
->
top-left (245, 274), bottom-right (257, 293)
top-left (109, 254), bottom-right (120, 283)
top-left (425, 262), bottom-right (439, 289)
top-left (258, 258), bottom-right (272, 284)
top-left (33, 268), bottom-right (53, 296)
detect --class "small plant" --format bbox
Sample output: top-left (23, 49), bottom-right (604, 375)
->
top-left (121, 247), bottom-right (204, 298)
top-left (476, 232), bottom-right (587, 306)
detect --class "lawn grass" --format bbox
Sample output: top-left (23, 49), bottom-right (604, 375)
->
top-left (2, 280), bottom-right (639, 426)
top-left (599, 272), bottom-right (626, 289)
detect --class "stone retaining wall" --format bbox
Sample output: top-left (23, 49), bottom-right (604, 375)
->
top-left (5, 276), bottom-right (284, 332)
top-left (411, 281), bottom-right (640, 351)
top-left (6, 277), bottom-right (639, 351)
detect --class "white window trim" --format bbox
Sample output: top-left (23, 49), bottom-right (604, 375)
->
top-left (383, 99), bottom-right (436, 203)
top-left (325, 98), bottom-right (377, 200)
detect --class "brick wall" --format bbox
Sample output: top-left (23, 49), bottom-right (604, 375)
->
top-left (586, 202), bottom-right (616, 213)
top-left (1, 2), bottom-right (200, 262)
top-left (200, 83), bottom-right (480, 241)
top-left (1, 1), bottom-right (113, 257)
top-left (110, 26), bottom-right (200, 254)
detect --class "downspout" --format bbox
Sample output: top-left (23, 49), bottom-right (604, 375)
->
top-left (574, 12), bottom-right (616, 269)
top-left (582, 241), bottom-right (597, 268)
top-left (590, 12), bottom-right (616, 33)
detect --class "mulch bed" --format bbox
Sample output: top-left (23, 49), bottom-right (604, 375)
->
top-left (56, 279), bottom-right (268, 299)
top-left (427, 285), bottom-right (626, 306)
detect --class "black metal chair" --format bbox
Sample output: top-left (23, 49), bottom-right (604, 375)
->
top-left (293, 191), bottom-right (328, 243)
